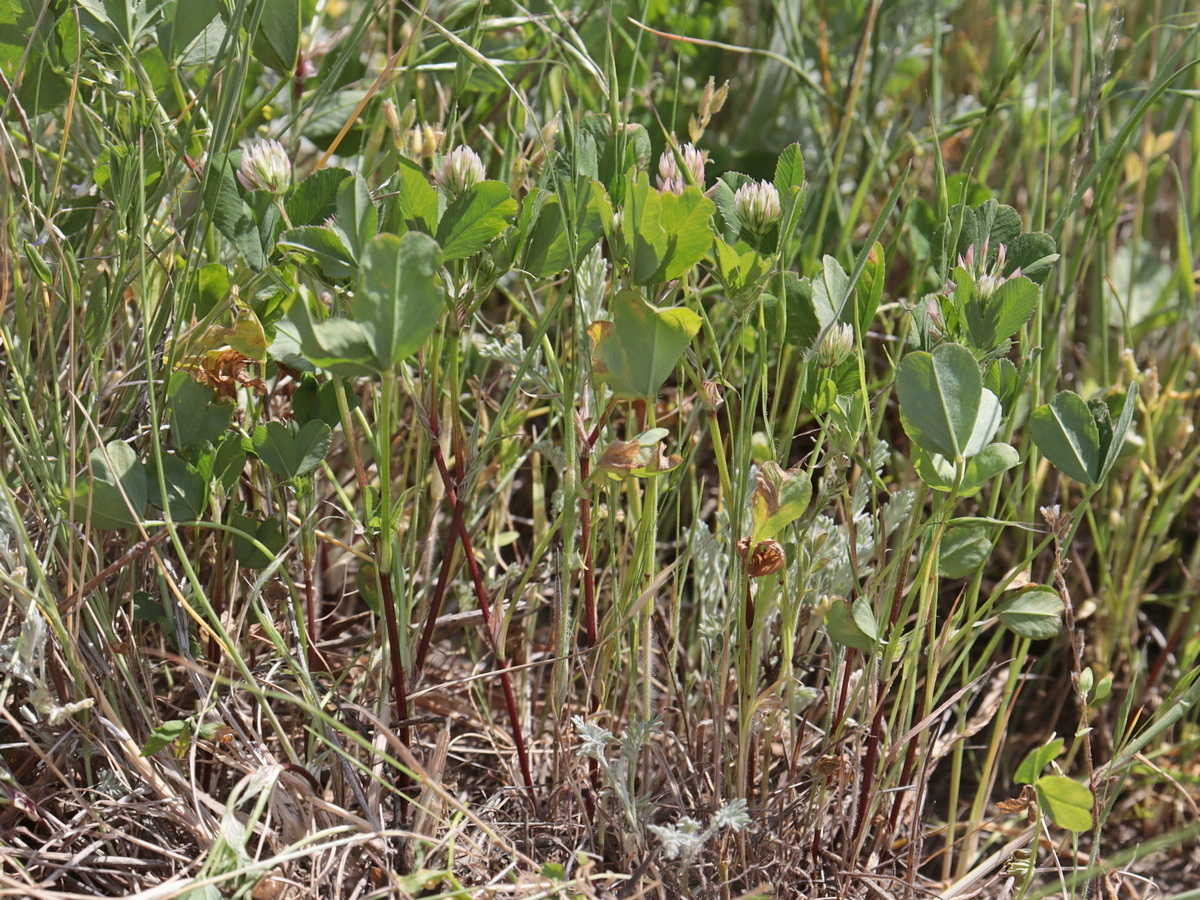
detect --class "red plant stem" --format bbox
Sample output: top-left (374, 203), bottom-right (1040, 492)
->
top-left (304, 546), bottom-right (319, 670)
top-left (853, 665), bottom-right (887, 848)
top-left (378, 571), bottom-right (411, 754)
top-left (579, 453), bottom-right (597, 648)
top-left (579, 403), bottom-right (611, 650)
top-left (414, 496), bottom-right (466, 675)
top-left (579, 406), bottom-right (612, 807)
top-left (427, 423), bottom-right (534, 794)
top-left (377, 564), bottom-right (412, 822)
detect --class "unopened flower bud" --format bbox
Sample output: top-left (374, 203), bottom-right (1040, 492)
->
top-left (399, 100), bottom-right (416, 131)
top-left (699, 77), bottom-right (715, 118)
top-left (382, 100), bottom-right (400, 133)
top-left (238, 139), bottom-right (291, 194)
top-left (710, 79), bottom-right (729, 115)
top-left (435, 146), bottom-right (486, 195)
top-left (734, 180), bottom-right (781, 234)
top-left (816, 322), bottom-right (855, 368)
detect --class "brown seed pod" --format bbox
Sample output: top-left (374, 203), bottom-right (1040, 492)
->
top-left (736, 537), bottom-right (785, 577)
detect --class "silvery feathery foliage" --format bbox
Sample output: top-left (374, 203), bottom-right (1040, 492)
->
top-left (648, 799), bottom-right (751, 862)
top-left (572, 716), bottom-right (659, 832)
top-left (475, 322), bottom-right (558, 398)
top-left (573, 717), bottom-right (615, 761)
top-left (688, 518), bottom-right (730, 643)
top-left (576, 243), bottom-right (609, 324)
top-left (804, 441), bottom-right (914, 597)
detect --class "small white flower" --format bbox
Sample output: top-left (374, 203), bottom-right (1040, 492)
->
top-left (238, 139), bottom-right (292, 194)
top-left (435, 146), bottom-right (486, 195)
top-left (816, 322), bottom-right (855, 368)
top-left (734, 180), bottom-right (781, 234)
top-left (656, 142), bottom-right (707, 194)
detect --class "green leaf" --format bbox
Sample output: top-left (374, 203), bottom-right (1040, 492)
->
top-left (250, 420), bottom-right (331, 480)
top-left (996, 586), bottom-right (1063, 640)
top-left (589, 289), bottom-right (701, 399)
top-left (1098, 383), bottom-right (1138, 482)
top-left (286, 167), bottom-right (353, 226)
top-left (523, 181), bottom-right (611, 278)
top-left (824, 598), bottom-right (878, 653)
top-left (62, 441), bottom-right (148, 529)
top-left (0, 0), bottom-right (69, 114)
top-left (170, 374), bottom-right (237, 453)
top-left (277, 225), bottom-right (357, 279)
top-left (435, 180), bottom-right (517, 260)
top-left (810, 255), bottom-right (851, 328)
top-left (1035, 776), bottom-right (1094, 832)
top-left (1015, 736), bottom-right (1064, 784)
top-left (353, 232), bottom-right (444, 368)
top-left (142, 719), bottom-right (191, 756)
top-left (157, 0), bottom-right (223, 63)
top-left (248, 0), bottom-right (299, 72)
top-left (780, 273), bottom-right (820, 351)
top-left (965, 274), bottom-right (1039, 356)
top-left (712, 239), bottom-right (773, 299)
top-left (983, 357), bottom-right (1020, 409)
top-left (1030, 390), bottom-right (1101, 483)
top-left (211, 435), bottom-right (247, 491)
top-left (334, 174), bottom-right (378, 260)
top-left (577, 115), bottom-right (651, 201)
top-left (1005, 231), bottom-right (1059, 285)
top-left (388, 156), bottom-right (439, 235)
top-left (772, 142), bottom-right (807, 242)
top-left (857, 243), bottom-right (885, 333)
top-left (750, 461), bottom-right (812, 542)
top-left (912, 442), bottom-right (1018, 494)
top-left (623, 174), bottom-right (714, 284)
top-left (229, 513), bottom-right (286, 568)
top-left (201, 152), bottom-right (265, 269)
top-left (293, 376), bottom-right (358, 427)
top-left (938, 526), bottom-right (992, 579)
top-left (897, 343), bottom-right (1001, 461)
top-left (285, 297), bottom-right (380, 377)
top-left (185, 263), bottom-right (231, 319)
top-left (152, 454), bottom-right (208, 521)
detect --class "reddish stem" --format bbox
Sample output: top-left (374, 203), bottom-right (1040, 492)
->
top-left (427, 421), bottom-right (534, 794)
top-left (414, 496), bottom-right (465, 675)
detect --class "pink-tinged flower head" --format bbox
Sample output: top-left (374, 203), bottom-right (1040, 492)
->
top-left (238, 140), bottom-right (291, 194)
top-left (656, 142), bottom-right (708, 195)
top-left (435, 146), bottom-right (486, 196)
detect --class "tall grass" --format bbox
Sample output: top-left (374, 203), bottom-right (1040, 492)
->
top-left (1, 0), bottom-right (1198, 897)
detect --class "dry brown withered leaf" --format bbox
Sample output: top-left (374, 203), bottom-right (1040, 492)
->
top-left (181, 348), bottom-right (266, 400)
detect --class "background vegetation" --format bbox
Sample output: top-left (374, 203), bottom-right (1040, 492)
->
top-left (1, 0), bottom-right (1198, 897)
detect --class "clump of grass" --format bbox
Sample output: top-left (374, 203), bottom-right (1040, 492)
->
top-left (1, 1), bottom-right (1198, 898)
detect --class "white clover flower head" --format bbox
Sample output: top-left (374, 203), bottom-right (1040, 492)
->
top-left (238, 139), bottom-right (291, 194)
top-left (656, 142), bottom-right (707, 195)
top-left (816, 322), bottom-right (855, 368)
top-left (734, 179), bottom-right (781, 234)
top-left (435, 146), bottom-right (486, 195)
